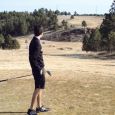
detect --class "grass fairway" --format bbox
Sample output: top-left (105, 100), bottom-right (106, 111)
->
top-left (0, 70), bottom-right (115, 115)
top-left (0, 38), bottom-right (115, 115)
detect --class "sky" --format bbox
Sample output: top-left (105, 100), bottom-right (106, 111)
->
top-left (0, 0), bottom-right (113, 14)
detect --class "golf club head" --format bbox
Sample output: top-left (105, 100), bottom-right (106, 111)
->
top-left (46, 71), bottom-right (52, 76)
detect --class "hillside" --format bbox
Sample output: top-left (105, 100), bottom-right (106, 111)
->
top-left (58, 15), bottom-right (104, 28)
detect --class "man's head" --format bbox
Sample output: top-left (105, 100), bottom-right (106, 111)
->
top-left (34, 25), bottom-right (43, 36)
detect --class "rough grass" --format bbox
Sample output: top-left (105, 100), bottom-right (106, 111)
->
top-left (0, 38), bottom-right (115, 115)
top-left (0, 70), bottom-right (115, 115)
top-left (58, 15), bottom-right (104, 28)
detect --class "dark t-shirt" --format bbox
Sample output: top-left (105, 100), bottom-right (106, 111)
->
top-left (29, 36), bottom-right (44, 71)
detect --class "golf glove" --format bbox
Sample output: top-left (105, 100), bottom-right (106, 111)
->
top-left (40, 68), bottom-right (45, 75)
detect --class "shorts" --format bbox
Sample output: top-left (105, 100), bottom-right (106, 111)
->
top-left (32, 69), bottom-right (45, 89)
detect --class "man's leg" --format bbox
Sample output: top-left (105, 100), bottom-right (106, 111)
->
top-left (37, 89), bottom-right (42, 108)
top-left (36, 89), bottom-right (50, 113)
top-left (30, 88), bottom-right (40, 110)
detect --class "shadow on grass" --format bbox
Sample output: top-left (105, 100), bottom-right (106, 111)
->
top-left (0, 112), bottom-right (26, 114)
top-left (44, 53), bottom-right (115, 60)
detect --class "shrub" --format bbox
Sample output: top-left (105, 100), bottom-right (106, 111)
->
top-left (2, 34), bottom-right (20, 49)
top-left (70, 15), bottom-right (74, 19)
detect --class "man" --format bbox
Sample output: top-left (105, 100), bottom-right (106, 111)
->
top-left (27, 25), bottom-right (49, 115)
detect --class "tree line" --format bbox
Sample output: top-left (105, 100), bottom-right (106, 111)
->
top-left (82, 0), bottom-right (115, 52)
top-left (0, 8), bottom-right (59, 49)
top-left (0, 8), bottom-right (104, 37)
top-left (0, 8), bottom-right (59, 36)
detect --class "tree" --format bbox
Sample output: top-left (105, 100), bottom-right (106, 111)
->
top-left (53, 23), bottom-right (58, 31)
top-left (88, 29), bottom-right (101, 51)
top-left (100, 0), bottom-right (115, 51)
top-left (64, 11), bottom-right (68, 16)
top-left (109, 0), bottom-right (115, 14)
top-left (74, 11), bottom-right (78, 16)
top-left (19, 19), bottom-right (28, 35)
top-left (108, 31), bottom-right (115, 52)
top-left (62, 20), bottom-right (65, 26)
top-left (82, 28), bottom-right (101, 52)
top-left (100, 14), bottom-right (115, 38)
top-left (4, 21), bottom-right (14, 35)
top-left (92, 28), bottom-right (101, 51)
top-left (67, 12), bottom-right (71, 15)
top-left (55, 10), bottom-right (60, 15)
top-left (0, 34), bottom-right (4, 48)
top-left (62, 20), bottom-right (68, 30)
top-left (82, 20), bottom-right (87, 28)
top-left (38, 8), bottom-right (45, 14)
top-left (82, 33), bottom-right (90, 52)
top-left (0, 24), bottom-right (2, 33)
top-left (51, 15), bottom-right (58, 25)
top-left (70, 15), bottom-right (74, 19)
top-left (82, 20), bottom-right (87, 33)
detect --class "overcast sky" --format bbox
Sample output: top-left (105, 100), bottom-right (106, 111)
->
top-left (0, 0), bottom-right (113, 14)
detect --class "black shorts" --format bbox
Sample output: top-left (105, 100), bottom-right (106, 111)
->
top-left (32, 69), bottom-right (45, 89)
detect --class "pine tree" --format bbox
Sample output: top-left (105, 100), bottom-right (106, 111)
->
top-left (108, 31), bottom-right (115, 52)
top-left (109, 0), bottom-right (115, 14)
top-left (100, 0), bottom-right (115, 51)
top-left (92, 28), bottom-right (101, 51)
top-left (82, 20), bottom-right (87, 28)
top-left (82, 33), bottom-right (90, 52)
top-left (82, 20), bottom-right (87, 33)
top-left (19, 19), bottom-right (28, 35)
top-left (62, 20), bottom-right (68, 30)
top-left (0, 34), bottom-right (4, 48)
top-left (74, 11), bottom-right (78, 16)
